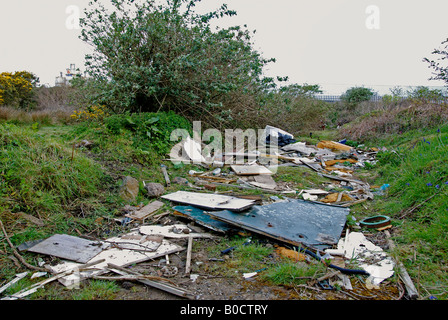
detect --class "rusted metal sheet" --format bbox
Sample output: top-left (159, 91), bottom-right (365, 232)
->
top-left (208, 199), bottom-right (349, 249)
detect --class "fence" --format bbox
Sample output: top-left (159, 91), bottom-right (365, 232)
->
top-left (313, 95), bottom-right (383, 103)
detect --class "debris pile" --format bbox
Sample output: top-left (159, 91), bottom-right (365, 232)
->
top-left (1, 126), bottom-right (418, 301)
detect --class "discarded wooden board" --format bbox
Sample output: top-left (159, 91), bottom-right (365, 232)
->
top-left (16, 212), bottom-right (45, 227)
top-left (108, 264), bottom-right (195, 299)
top-left (317, 141), bottom-right (353, 152)
top-left (230, 164), bottom-right (273, 176)
top-left (302, 189), bottom-right (330, 195)
top-left (125, 200), bottom-right (165, 221)
top-left (384, 230), bottom-right (419, 299)
top-left (0, 272), bottom-right (28, 295)
top-left (172, 206), bottom-right (236, 233)
top-left (324, 159), bottom-right (357, 166)
top-left (161, 191), bottom-right (256, 212)
top-left (26, 234), bottom-right (109, 263)
top-left (208, 198), bottom-right (350, 249)
top-left (321, 192), bottom-right (354, 203)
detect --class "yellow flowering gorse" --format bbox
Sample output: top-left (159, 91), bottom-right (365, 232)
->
top-left (0, 71), bottom-right (37, 108)
top-left (70, 105), bottom-right (108, 121)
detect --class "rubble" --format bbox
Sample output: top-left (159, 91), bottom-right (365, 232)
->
top-left (1, 128), bottom-right (408, 301)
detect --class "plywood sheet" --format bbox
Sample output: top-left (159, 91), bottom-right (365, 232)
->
top-left (27, 234), bottom-right (108, 263)
top-left (161, 191), bottom-right (255, 212)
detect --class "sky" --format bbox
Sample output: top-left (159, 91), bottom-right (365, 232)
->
top-left (1, 0), bottom-right (447, 94)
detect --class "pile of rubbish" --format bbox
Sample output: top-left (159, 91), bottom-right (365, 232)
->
top-left (0, 126), bottom-right (419, 300)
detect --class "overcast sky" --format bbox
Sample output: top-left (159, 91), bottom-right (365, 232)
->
top-left (1, 0), bottom-right (447, 94)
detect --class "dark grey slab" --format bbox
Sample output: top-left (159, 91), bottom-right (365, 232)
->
top-left (26, 234), bottom-right (107, 263)
top-left (208, 199), bottom-right (349, 249)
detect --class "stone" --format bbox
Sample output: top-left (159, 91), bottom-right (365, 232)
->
top-left (145, 182), bottom-right (165, 197)
top-left (119, 176), bottom-right (139, 201)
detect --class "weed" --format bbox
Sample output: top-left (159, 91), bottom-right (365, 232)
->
top-left (261, 260), bottom-right (326, 286)
top-left (70, 280), bottom-right (120, 300)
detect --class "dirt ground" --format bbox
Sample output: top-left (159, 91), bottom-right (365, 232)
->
top-left (80, 216), bottom-right (403, 301)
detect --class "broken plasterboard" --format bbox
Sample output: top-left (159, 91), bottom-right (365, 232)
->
top-left (240, 174), bottom-right (277, 190)
top-left (46, 234), bottom-right (184, 288)
top-left (161, 191), bottom-right (256, 212)
top-left (336, 231), bottom-right (394, 285)
top-left (230, 164), bottom-right (274, 176)
top-left (26, 234), bottom-right (109, 263)
top-left (208, 198), bottom-right (349, 249)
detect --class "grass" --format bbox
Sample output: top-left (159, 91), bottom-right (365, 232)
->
top-left (352, 123), bottom-right (448, 299)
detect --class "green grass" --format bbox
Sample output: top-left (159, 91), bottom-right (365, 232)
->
top-left (261, 260), bottom-right (327, 286)
top-left (361, 123), bottom-right (448, 299)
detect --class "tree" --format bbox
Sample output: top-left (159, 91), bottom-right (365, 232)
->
top-left (78, 0), bottom-right (275, 126)
top-left (0, 71), bottom-right (39, 109)
top-left (424, 38), bottom-right (448, 85)
top-left (341, 86), bottom-right (375, 104)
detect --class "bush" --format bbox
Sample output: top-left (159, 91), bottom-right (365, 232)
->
top-left (341, 87), bottom-right (375, 104)
top-left (104, 111), bottom-right (192, 155)
top-left (78, 0), bottom-right (276, 128)
top-left (0, 71), bottom-right (39, 110)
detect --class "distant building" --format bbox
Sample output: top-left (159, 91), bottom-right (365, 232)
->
top-left (55, 64), bottom-right (85, 86)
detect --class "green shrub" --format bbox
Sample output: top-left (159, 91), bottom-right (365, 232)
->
top-left (104, 111), bottom-right (192, 155)
top-left (77, 0), bottom-right (276, 128)
top-left (341, 87), bottom-right (375, 104)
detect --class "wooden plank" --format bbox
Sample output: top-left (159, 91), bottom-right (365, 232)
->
top-left (230, 164), bottom-right (274, 176)
top-left (107, 264), bottom-right (195, 299)
top-left (317, 140), bottom-right (353, 152)
top-left (185, 235), bottom-right (193, 275)
top-left (125, 200), bottom-right (165, 221)
top-left (325, 159), bottom-right (357, 166)
top-left (26, 234), bottom-right (108, 263)
top-left (0, 272), bottom-right (28, 295)
top-left (384, 230), bottom-right (419, 299)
